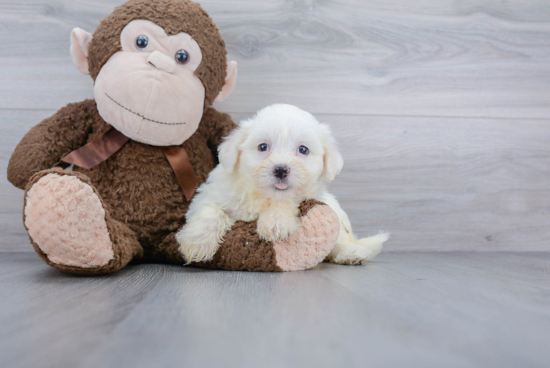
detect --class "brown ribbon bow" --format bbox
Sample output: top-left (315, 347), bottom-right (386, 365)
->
top-left (61, 127), bottom-right (198, 201)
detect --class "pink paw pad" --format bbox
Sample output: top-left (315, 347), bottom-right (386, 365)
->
top-left (24, 173), bottom-right (114, 268)
top-left (273, 205), bottom-right (340, 271)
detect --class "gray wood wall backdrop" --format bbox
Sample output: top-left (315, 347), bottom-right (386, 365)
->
top-left (1, 0), bottom-right (549, 252)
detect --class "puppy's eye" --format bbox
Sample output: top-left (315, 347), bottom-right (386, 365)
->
top-left (136, 35), bottom-right (149, 50)
top-left (298, 145), bottom-right (309, 155)
top-left (258, 143), bottom-right (269, 152)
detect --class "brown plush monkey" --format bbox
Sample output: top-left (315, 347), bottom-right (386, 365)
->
top-left (7, 0), bottom-right (339, 275)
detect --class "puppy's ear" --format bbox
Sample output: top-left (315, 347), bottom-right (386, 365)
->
top-left (218, 124), bottom-right (249, 174)
top-left (321, 124), bottom-right (344, 181)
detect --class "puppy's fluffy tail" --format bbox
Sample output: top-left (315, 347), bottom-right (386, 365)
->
top-left (357, 232), bottom-right (389, 261)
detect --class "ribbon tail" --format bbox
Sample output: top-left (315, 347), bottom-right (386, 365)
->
top-left (162, 146), bottom-right (199, 202)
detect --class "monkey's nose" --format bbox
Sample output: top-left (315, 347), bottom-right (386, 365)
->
top-left (147, 50), bottom-right (176, 74)
top-left (274, 166), bottom-right (290, 179)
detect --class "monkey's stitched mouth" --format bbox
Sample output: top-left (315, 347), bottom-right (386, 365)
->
top-left (105, 93), bottom-right (186, 126)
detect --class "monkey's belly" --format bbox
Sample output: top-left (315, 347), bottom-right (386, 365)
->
top-left (74, 139), bottom-right (215, 246)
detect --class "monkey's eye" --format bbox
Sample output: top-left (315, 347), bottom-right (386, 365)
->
top-left (298, 146), bottom-right (309, 155)
top-left (135, 35), bottom-right (149, 50)
top-left (175, 49), bottom-right (190, 64)
top-left (258, 143), bottom-right (269, 152)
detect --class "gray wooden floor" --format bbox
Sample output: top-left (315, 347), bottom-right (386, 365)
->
top-left (1, 252), bottom-right (549, 368)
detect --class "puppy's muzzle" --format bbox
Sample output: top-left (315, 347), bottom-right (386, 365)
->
top-left (273, 165), bottom-right (290, 179)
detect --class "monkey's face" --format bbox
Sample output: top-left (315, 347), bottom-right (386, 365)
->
top-left (92, 20), bottom-right (205, 146)
top-left (71, 0), bottom-right (237, 146)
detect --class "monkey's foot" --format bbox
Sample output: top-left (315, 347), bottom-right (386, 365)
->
top-left (24, 168), bottom-right (141, 275)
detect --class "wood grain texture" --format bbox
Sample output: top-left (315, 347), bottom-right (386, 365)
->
top-left (2, 110), bottom-right (549, 252)
top-left (1, 0), bottom-right (549, 252)
top-left (1, 252), bottom-right (549, 368)
top-left (0, 0), bottom-right (549, 117)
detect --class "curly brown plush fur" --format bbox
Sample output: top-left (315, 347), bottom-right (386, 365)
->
top-left (10, 99), bottom-right (236, 274)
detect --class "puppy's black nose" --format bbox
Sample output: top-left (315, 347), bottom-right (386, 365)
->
top-left (274, 166), bottom-right (289, 179)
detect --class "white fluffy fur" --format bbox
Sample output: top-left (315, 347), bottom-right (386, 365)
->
top-left (176, 104), bottom-right (388, 264)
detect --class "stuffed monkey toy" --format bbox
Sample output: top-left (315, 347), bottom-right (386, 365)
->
top-left (7, 0), bottom-right (339, 275)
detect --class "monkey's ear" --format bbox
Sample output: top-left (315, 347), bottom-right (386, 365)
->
top-left (70, 28), bottom-right (93, 75)
top-left (214, 61), bottom-right (238, 102)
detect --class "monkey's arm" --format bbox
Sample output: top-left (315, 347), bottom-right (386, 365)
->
top-left (150, 199), bottom-right (338, 272)
top-left (199, 107), bottom-right (237, 159)
top-left (7, 99), bottom-right (98, 189)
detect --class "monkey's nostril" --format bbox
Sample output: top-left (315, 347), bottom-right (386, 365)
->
top-left (274, 166), bottom-right (289, 179)
top-left (147, 51), bottom-right (176, 74)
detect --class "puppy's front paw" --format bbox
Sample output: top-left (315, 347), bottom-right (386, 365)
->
top-left (176, 227), bottom-right (223, 264)
top-left (257, 214), bottom-right (300, 242)
top-left (176, 206), bottom-right (233, 264)
top-left (178, 240), bottom-right (220, 264)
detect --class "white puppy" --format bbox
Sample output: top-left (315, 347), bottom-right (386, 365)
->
top-left (177, 104), bottom-right (388, 265)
